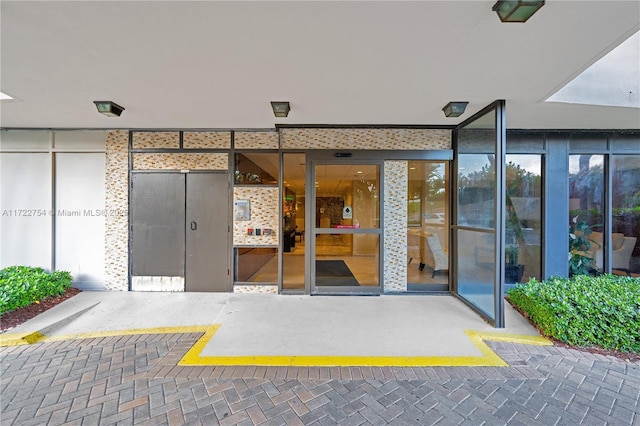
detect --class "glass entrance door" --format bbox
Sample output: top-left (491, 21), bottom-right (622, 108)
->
top-left (453, 101), bottom-right (506, 327)
top-left (311, 161), bottom-right (381, 294)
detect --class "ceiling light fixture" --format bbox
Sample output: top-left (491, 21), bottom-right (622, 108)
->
top-left (93, 101), bottom-right (125, 117)
top-left (270, 101), bottom-right (290, 118)
top-left (0, 91), bottom-right (13, 100)
top-left (442, 101), bottom-right (468, 117)
top-left (492, 1), bottom-right (545, 23)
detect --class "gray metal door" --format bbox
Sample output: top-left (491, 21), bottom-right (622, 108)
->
top-left (131, 173), bottom-right (186, 277)
top-left (186, 173), bottom-right (229, 292)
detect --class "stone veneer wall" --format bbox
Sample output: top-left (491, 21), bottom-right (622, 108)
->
top-left (184, 131), bottom-right (231, 149)
top-left (132, 153), bottom-right (228, 170)
top-left (234, 131), bottom-right (279, 149)
top-left (103, 128), bottom-right (450, 293)
top-left (132, 131), bottom-right (180, 149)
top-left (234, 285), bottom-right (278, 294)
top-left (104, 130), bottom-right (129, 291)
top-left (383, 161), bottom-right (408, 292)
top-left (233, 187), bottom-right (280, 246)
top-left (280, 128), bottom-right (451, 150)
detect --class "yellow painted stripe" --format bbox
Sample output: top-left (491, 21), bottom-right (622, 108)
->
top-left (22, 331), bottom-right (47, 344)
top-left (178, 328), bottom-right (551, 367)
top-left (1, 324), bottom-right (552, 368)
top-left (179, 325), bottom-right (221, 365)
top-left (44, 325), bottom-right (210, 342)
top-left (0, 333), bottom-right (33, 346)
top-left (181, 354), bottom-right (507, 367)
top-left (473, 331), bottom-right (552, 346)
top-left (0, 326), bottom-right (210, 347)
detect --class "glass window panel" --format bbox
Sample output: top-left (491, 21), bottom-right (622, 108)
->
top-left (235, 247), bottom-right (278, 283)
top-left (0, 153), bottom-right (52, 268)
top-left (316, 165), bottom-right (379, 229)
top-left (407, 161), bottom-right (449, 290)
top-left (612, 155), bottom-right (640, 275)
top-left (457, 154), bottom-right (495, 228)
top-left (457, 109), bottom-right (496, 154)
top-left (569, 135), bottom-right (607, 151)
top-left (457, 229), bottom-right (495, 319)
top-left (505, 155), bottom-right (542, 288)
top-left (569, 155), bottom-right (605, 274)
top-left (506, 133), bottom-right (544, 152)
top-left (610, 135), bottom-right (640, 152)
top-left (235, 153), bottom-right (278, 185)
top-left (283, 153), bottom-right (306, 291)
top-left (55, 153), bottom-right (106, 289)
top-left (315, 234), bottom-right (379, 287)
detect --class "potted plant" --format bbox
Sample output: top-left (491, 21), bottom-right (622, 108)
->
top-left (568, 215), bottom-right (600, 276)
top-left (505, 245), bottom-right (524, 283)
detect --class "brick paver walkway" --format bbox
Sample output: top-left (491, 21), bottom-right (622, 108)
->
top-left (1, 332), bottom-right (638, 425)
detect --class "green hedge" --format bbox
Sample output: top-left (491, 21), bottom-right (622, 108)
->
top-left (0, 266), bottom-right (72, 314)
top-left (507, 275), bottom-right (640, 353)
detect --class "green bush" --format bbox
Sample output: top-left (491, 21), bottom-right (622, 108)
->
top-left (507, 275), bottom-right (640, 353)
top-left (0, 266), bottom-right (72, 314)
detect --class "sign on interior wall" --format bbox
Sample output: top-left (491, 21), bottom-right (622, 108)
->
top-left (234, 199), bottom-right (251, 221)
top-left (343, 205), bottom-right (353, 219)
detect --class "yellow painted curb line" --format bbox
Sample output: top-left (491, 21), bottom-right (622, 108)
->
top-left (0, 332), bottom-right (47, 347)
top-left (178, 327), bottom-right (552, 367)
top-left (474, 331), bottom-right (552, 346)
top-left (0, 326), bottom-right (210, 347)
top-left (1, 324), bottom-right (551, 368)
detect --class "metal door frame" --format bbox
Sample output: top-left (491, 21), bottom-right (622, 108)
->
top-left (451, 100), bottom-right (506, 327)
top-left (307, 152), bottom-right (384, 295)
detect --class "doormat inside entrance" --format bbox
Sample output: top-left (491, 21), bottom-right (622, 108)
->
top-left (316, 260), bottom-right (359, 286)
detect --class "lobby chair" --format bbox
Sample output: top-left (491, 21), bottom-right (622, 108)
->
top-left (423, 235), bottom-right (448, 277)
top-left (589, 232), bottom-right (637, 271)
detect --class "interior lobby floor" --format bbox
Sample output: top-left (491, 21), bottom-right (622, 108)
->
top-left (249, 240), bottom-right (449, 291)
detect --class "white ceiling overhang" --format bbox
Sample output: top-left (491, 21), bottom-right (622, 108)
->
top-left (1, 1), bottom-right (639, 130)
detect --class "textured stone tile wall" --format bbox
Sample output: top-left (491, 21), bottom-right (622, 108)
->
top-left (234, 131), bottom-right (279, 149)
top-left (183, 131), bottom-right (231, 149)
top-left (132, 131), bottom-right (180, 149)
top-left (133, 153), bottom-right (228, 170)
top-left (104, 130), bottom-right (129, 291)
top-left (384, 161), bottom-right (408, 292)
top-left (233, 187), bottom-right (280, 246)
top-left (280, 128), bottom-right (451, 150)
top-left (233, 285), bottom-right (278, 293)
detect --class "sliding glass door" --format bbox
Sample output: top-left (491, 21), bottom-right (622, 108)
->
top-left (310, 159), bottom-right (381, 295)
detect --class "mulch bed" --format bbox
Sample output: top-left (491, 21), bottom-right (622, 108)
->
top-left (0, 287), bottom-right (82, 333)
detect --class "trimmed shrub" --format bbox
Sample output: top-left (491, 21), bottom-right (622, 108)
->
top-left (0, 266), bottom-right (72, 314)
top-left (507, 275), bottom-right (640, 353)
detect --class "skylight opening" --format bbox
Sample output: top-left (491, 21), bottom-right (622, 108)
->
top-left (546, 31), bottom-right (640, 108)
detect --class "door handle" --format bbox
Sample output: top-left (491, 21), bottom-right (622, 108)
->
top-left (190, 221), bottom-right (197, 231)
